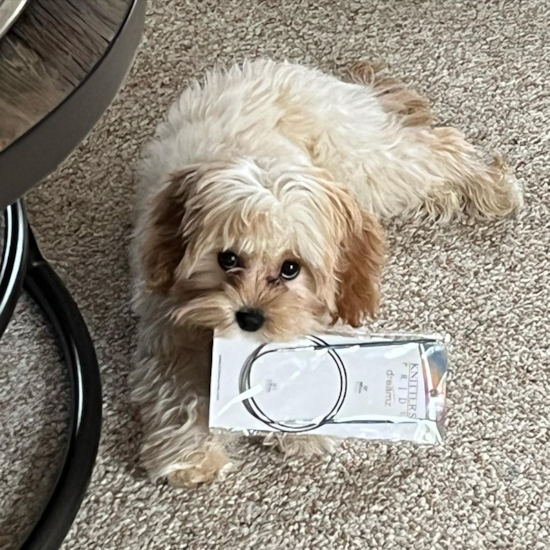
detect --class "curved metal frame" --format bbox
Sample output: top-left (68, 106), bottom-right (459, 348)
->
top-left (22, 214), bottom-right (103, 550)
top-left (1, 202), bottom-right (102, 550)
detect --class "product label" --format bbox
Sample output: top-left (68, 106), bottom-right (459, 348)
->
top-left (209, 333), bottom-right (447, 444)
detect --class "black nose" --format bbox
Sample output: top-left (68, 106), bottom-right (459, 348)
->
top-left (236, 309), bottom-right (265, 332)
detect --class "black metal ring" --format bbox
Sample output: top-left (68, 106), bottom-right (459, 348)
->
top-left (1, 202), bottom-right (103, 549)
top-left (16, 225), bottom-right (102, 550)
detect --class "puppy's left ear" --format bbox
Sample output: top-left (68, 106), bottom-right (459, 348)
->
top-left (335, 211), bottom-right (386, 327)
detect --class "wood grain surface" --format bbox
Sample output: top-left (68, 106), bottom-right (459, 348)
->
top-left (0, 0), bottom-right (131, 151)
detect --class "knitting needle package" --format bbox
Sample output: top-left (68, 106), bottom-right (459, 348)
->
top-left (209, 331), bottom-right (449, 445)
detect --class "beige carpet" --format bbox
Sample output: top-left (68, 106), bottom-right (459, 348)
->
top-left (1, 0), bottom-right (549, 548)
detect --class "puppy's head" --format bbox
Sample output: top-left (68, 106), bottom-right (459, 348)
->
top-left (142, 159), bottom-right (385, 341)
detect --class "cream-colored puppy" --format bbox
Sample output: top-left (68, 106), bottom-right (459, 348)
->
top-left (131, 60), bottom-right (521, 486)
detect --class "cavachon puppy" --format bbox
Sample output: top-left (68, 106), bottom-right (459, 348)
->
top-left (130, 60), bottom-right (522, 486)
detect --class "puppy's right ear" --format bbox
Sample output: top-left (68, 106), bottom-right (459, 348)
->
top-left (141, 168), bottom-right (197, 295)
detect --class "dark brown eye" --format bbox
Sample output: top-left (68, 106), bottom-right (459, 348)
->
top-left (218, 251), bottom-right (240, 271)
top-left (280, 260), bottom-right (300, 280)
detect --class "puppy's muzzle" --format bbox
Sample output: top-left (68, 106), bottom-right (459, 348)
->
top-left (236, 309), bottom-right (265, 332)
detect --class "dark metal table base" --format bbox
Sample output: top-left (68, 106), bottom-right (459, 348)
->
top-left (1, 200), bottom-right (102, 550)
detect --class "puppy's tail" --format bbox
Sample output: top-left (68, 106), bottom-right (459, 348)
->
top-left (348, 60), bottom-right (433, 128)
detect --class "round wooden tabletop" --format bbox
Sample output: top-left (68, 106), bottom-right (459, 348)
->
top-left (0, 0), bottom-right (134, 151)
top-left (0, 0), bottom-right (145, 210)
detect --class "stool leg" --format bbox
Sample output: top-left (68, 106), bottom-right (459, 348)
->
top-left (1, 200), bottom-right (103, 550)
top-left (0, 200), bottom-right (28, 338)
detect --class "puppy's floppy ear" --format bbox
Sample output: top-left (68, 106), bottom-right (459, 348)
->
top-left (335, 210), bottom-right (385, 327)
top-left (141, 168), bottom-right (197, 295)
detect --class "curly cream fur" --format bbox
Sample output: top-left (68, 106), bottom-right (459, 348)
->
top-left (131, 59), bottom-right (522, 486)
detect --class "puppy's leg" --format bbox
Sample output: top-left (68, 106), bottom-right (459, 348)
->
top-left (349, 61), bottom-right (523, 221)
top-left (408, 127), bottom-right (523, 221)
top-left (263, 433), bottom-right (338, 457)
top-left (132, 327), bottom-right (231, 487)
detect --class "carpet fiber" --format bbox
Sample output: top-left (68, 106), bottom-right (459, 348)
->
top-left (1, 1), bottom-right (549, 548)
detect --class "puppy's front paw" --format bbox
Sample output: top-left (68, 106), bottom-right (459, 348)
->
top-left (167, 442), bottom-right (232, 487)
top-left (263, 433), bottom-right (338, 458)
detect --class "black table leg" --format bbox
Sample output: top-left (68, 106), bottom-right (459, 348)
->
top-left (1, 200), bottom-right (103, 550)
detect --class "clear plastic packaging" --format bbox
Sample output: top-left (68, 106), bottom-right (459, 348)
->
top-left (210, 331), bottom-right (449, 445)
